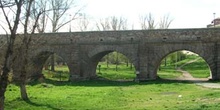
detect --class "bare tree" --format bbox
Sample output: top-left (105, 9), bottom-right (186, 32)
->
top-left (0, 0), bottom-right (24, 109)
top-left (48, 0), bottom-right (83, 32)
top-left (50, 0), bottom-right (69, 32)
top-left (96, 16), bottom-right (127, 31)
top-left (0, 1), bottom-right (47, 108)
top-left (110, 16), bottom-right (122, 30)
top-left (96, 18), bottom-right (110, 31)
top-left (139, 13), bottom-right (156, 29)
top-left (109, 16), bottom-right (128, 31)
top-left (17, 0), bottom-right (45, 100)
top-left (159, 14), bottom-right (173, 29)
top-left (33, 0), bottom-right (48, 33)
top-left (47, 0), bottom-right (82, 71)
top-left (77, 13), bottom-right (89, 31)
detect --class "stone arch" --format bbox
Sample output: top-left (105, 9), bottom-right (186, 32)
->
top-left (91, 51), bottom-right (137, 79)
top-left (28, 47), bottom-right (72, 80)
top-left (151, 43), bottom-right (214, 79)
top-left (88, 45), bottom-right (138, 71)
top-left (84, 45), bottom-right (138, 79)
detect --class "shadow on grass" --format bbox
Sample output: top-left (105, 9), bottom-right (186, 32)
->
top-left (25, 99), bottom-right (61, 110)
top-left (28, 77), bottom-right (206, 87)
top-left (5, 98), bottom-right (61, 110)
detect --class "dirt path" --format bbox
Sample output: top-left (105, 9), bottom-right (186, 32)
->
top-left (175, 58), bottom-right (220, 89)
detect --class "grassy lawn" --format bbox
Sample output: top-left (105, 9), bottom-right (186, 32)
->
top-left (181, 57), bottom-right (210, 78)
top-left (157, 68), bottom-right (182, 79)
top-left (96, 62), bottom-right (136, 80)
top-left (43, 65), bottom-right (70, 81)
top-left (159, 55), bottom-right (210, 79)
top-left (5, 80), bottom-right (220, 110)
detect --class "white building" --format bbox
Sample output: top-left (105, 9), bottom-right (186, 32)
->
top-left (207, 18), bottom-right (220, 28)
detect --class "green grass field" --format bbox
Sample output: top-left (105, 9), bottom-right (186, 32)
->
top-left (4, 54), bottom-right (218, 110)
top-left (43, 65), bottom-right (70, 81)
top-left (181, 57), bottom-right (210, 78)
top-left (5, 80), bottom-right (220, 110)
top-left (96, 62), bottom-right (136, 80)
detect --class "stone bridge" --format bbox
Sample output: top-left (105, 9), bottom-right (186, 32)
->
top-left (1, 28), bottom-right (220, 81)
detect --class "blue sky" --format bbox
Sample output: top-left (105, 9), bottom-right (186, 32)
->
top-left (78, 0), bottom-right (220, 29)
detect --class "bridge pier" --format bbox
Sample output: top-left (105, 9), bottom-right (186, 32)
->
top-left (212, 43), bottom-right (220, 80)
top-left (137, 45), bottom-right (158, 81)
top-left (29, 64), bottom-right (45, 81)
top-left (137, 65), bottom-right (157, 81)
top-left (69, 58), bottom-right (98, 81)
top-left (68, 63), bottom-right (82, 81)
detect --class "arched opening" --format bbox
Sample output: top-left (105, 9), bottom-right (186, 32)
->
top-left (157, 50), bottom-right (211, 81)
top-left (33, 51), bottom-right (70, 81)
top-left (94, 51), bottom-right (136, 81)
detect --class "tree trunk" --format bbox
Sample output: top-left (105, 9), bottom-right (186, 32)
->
top-left (106, 54), bottom-right (109, 68)
top-left (17, 36), bottom-right (29, 101)
top-left (126, 59), bottom-right (129, 67)
top-left (0, 68), bottom-right (9, 110)
top-left (0, 59), bottom-right (11, 110)
top-left (164, 58), bottom-right (167, 67)
top-left (19, 66), bottom-right (28, 100)
top-left (50, 54), bottom-right (55, 71)
top-left (0, 67), bottom-right (2, 75)
top-left (0, 95), bottom-right (4, 110)
top-left (115, 52), bottom-right (118, 71)
top-left (0, 47), bottom-right (13, 110)
top-left (20, 82), bottom-right (28, 100)
top-left (44, 65), bottom-right (49, 70)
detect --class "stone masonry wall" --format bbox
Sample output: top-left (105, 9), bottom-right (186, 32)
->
top-left (0, 28), bottom-right (220, 81)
